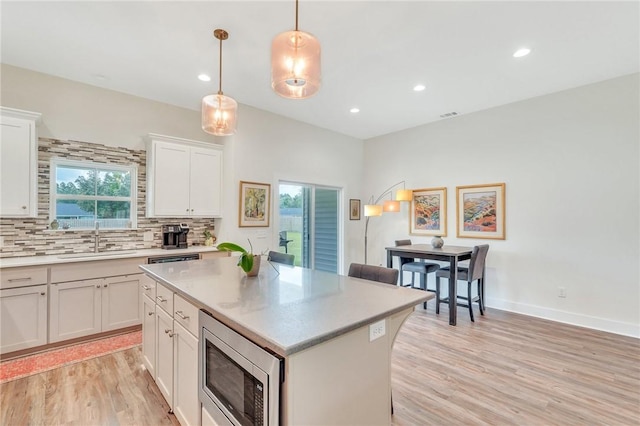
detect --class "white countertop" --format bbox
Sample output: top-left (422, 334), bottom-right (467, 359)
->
top-left (140, 257), bottom-right (432, 357)
top-left (0, 246), bottom-right (221, 268)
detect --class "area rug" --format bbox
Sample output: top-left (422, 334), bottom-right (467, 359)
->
top-left (0, 330), bottom-right (142, 384)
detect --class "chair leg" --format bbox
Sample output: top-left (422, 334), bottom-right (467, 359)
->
top-left (399, 268), bottom-right (404, 287)
top-left (468, 282), bottom-right (475, 322)
top-left (421, 273), bottom-right (427, 309)
top-left (478, 278), bottom-right (484, 315)
top-left (435, 276), bottom-right (440, 314)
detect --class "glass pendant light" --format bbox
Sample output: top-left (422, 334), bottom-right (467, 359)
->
top-left (202, 29), bottom-right (238, 136)
top-left (271, 0), bottom-right (321, 99)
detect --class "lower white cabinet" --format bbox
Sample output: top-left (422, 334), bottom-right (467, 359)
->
top-left (142, 294), bottom-right (156, 377)
top-left (146, 280), bottom-right (201, 426)
top-left (0, 284), bottom-right (47, 353)
top-left (50, 274), bottom-right (142, 343)
top-left (173, 321), bottom-right (200, 426)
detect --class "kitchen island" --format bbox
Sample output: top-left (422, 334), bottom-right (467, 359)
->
top-left (140, 256), bottom-right (432, 425)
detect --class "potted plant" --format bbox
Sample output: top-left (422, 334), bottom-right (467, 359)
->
top-left (217, 239), bottom-right (261, 276)
top-left (203, 229), bottom-right (216, 246)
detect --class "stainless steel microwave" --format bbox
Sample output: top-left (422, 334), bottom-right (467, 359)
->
top-left (199, 310), bottom-right (283, 426)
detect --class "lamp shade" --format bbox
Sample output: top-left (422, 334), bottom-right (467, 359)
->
top-left (383, 200), bottom-right (400, 212)
top-left (395, 189), bottom-right (413, 201)
top-left (364, 204), bottom-right (383, 217)
top-left (202, 94), bottom-right (238, 136)
top-left (271, 30), bottom-right (321, 99)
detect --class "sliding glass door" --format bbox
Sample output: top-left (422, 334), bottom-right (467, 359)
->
top-left (278, 182), bottom-right (340, 272)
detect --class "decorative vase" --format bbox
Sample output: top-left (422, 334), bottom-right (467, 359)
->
top-left (50, 219), bottom-right (59, 230)
top-left (246, 255), bottom-right (261, 277)
top-left (204, 237), bottom-right (214, 247)
top-left (431, 236), bottom-right (444, 248)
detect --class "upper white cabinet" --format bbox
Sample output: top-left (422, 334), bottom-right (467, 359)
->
top-left (146, 134), bottom-right (223, 218)
top-left (0, 107), bottom-right (41, 217)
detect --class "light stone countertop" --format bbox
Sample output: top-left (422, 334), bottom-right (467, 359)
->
top-left (140, 256), bottom-right (432, 357)
top-left (0, 246), bottom-right (221, 268)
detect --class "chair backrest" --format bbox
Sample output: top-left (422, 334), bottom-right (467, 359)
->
top-left (468, 244), bottom-right (490, 282)
top-left (267, 250), bottom-right (295, 266)
top-left (279, 231), bottom-right (287, 243)
top-left (394, 239), bottom-right (417, 266)
top-left (395, 239), bottom-right (411, 247)
top-left (348, 263), bottom-right (399, 285)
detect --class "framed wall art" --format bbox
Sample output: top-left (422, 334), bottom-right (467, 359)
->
top-left (410, 187), bottom-right (447, 236)
top-left (239, 181), bottom-right (270, 227)
top-left (456, 183), bottom-right (505, 239)
top-left (349, 199), bottom-right (361, 220)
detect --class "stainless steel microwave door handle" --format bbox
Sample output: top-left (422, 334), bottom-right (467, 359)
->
top-left (175, 311), bottom-right (189, 320)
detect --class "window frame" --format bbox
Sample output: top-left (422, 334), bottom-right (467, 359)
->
top-left (49, 157), bottom-right (138, 230)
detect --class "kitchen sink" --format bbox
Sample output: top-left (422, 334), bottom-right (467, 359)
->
top-left (58, 250), bottom-right (138, 259)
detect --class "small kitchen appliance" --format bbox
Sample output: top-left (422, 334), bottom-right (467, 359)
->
top-left (162, 223), bottom-right (190, 249)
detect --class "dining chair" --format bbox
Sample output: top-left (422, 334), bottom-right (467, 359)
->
top-left (435, 244), bottom-right (489, 322)
top-left (395, 239), bottom-right (440, 309)
top-left (267, 250), bottom-right (295, 266)
top-left (347, 263), bottom-right (399, 285)
top-left (278, 231), bottom-right (293, 253)
top-left (347, 262), bottom-right (398, 413)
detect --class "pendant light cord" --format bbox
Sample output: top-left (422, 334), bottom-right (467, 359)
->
top-left (295, 0), bottom-right (299, 31)
top-left (218, 36), bottom-right (223, 95)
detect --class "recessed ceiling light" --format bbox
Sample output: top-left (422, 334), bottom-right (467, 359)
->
top-left (198, 74), bottom-right (211, 82)
top-left (513, 48), bottom-right (531, 58)
top-left (413, 84), bottom-right (426, 92)
top-left (350, 107), bottom-right (360, 113)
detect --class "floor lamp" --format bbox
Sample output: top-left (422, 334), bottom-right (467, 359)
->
top-left (364, 181), bottom-right (412, 264)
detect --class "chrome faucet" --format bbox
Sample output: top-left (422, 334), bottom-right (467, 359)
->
top-left (94, 222), bottom-right (100, 253)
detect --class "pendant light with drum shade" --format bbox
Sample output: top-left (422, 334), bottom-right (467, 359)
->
top-left (271, 0), bottom-right (321, 99)
top-left (202, 29), bottom-right (237, 136)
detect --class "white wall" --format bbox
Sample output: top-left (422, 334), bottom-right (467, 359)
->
top-left (364, 73), bottom-right (640, 337)
top-left (0, 64), bottom-right (365, 270)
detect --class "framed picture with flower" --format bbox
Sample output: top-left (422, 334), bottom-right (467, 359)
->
top-left (239, 181), bottom-right (270, 227)
top-left (410, 187), bottom-right (447, 236)
top-left (349, 199), bottom-right (361, 220)
top-left (456, 182), bottom-right (505, 239)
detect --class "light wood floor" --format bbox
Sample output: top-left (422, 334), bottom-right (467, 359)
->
top-left (1, 306), bottom-right (638, 425)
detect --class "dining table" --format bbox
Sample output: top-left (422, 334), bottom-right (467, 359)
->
top-left (385, 244), bottom-right (475, 326)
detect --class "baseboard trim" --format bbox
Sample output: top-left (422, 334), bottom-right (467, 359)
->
top-left (486, 298), bottom-right (639, 338)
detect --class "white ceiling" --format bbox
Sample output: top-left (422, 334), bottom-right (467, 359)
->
top-left (1, 1), bottom-right (638, 140)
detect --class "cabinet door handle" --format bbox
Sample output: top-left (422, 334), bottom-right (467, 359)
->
top-left (168, 331), bottom-right (175, 338)
top-left (103, 284), bottom-right (108, 288)
top-left (142, 285), bottom-right (151, 290)
top-left (8, 277), bottom-right (31, 282)
top-left (21, 206), bottom-right (27, 209)
top-left (164, 328), bottom-right (171, 334)
top-left (40, 292), bottom-right (46, 296)
top-left (186, 208), bottom-right (189, 212)
top-left (156, 296), bottom-right (166, 303)
top-left (148, 311), bottom-right (154, 316)
top-left (175, 311), bottom-right (189, 320)
top-left (96, 285), bottom-right (101, 288)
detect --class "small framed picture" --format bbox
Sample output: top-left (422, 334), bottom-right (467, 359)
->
top-left (456, 183), bottom-right (505, 239)
top-left (239, 181), bottom-right (270, 227)
top-left (410, 187), bottom-right (447, 236)
top-left (349, 199), bottom-right (361, 220)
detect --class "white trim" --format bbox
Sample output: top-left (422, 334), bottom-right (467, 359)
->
top-left (486, 297), bottom-right (640, 338)
top-left (147, 133), bottom-right (223, 151)
top-left (0, 106), bottom-right (41, 123)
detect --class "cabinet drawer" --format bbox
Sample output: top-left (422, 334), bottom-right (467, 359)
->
top-left (0, 266), bottom-right (48, 289)
top-left (155, 282), bottom-right (173, 314)
top-left (140, 276), bottom-right (156, 300)
top-left (174, 294), bottom-right (199, 337)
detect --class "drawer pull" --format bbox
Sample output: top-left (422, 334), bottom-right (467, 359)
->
top-left (40, 292), bottom-right (46, 296)
top-left (168, 331), bottom-right (175, 338)
top-left (175, 311), bottom-right (189, 320)
top-left (103, 284), bottom-right (108, 288)
top-left (148, 311), bottom-right (154, 316)
top-left (96, 285), bottom-right (101, 288)
top-left (8, 277), bottom-right (32, 282)
top-left (156, 296), bottom-right (167, 303)
top-left (142, 285), bottom-right (151, 291)
top-left (164, 328), bottom-right (171, 334)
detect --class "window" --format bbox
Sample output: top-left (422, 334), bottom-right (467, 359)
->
top-left (50, 158), bottom-right (137, 230)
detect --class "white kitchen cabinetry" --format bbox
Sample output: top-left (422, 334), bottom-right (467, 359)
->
top-left (49, 259), bottom-right (143, 343)
top-left (146, 134), bottom-right (223, 218)
top-left (147, 280), bottom-right (201, 426)
top-left (0, 107), bottom-right (41, 217)
top-left (0, 285), bottom-right (48, 353)
top-left (142, 294), bottom-right (156, 378)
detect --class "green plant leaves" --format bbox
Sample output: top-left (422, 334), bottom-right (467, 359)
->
top-left (239, 254), bottom-right (254, 273)
top-left (216, 242), bottom-right (247, 253)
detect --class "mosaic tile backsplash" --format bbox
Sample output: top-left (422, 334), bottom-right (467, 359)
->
top-left (0, 138), bottom-right (217, 258)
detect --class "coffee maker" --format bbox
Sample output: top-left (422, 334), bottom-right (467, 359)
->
top-left (162, 223), bottom-right (189, 249)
